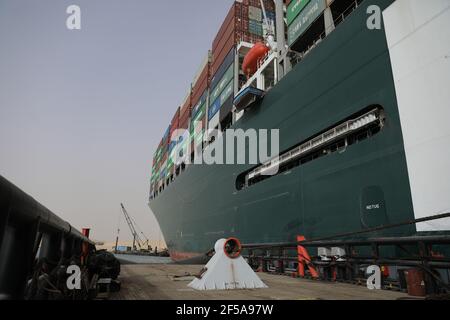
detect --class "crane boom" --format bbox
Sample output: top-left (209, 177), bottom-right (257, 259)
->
top-left (260, 0), bottom-right (276, 50)
top-left (120, 203), bottom-right (144, 250)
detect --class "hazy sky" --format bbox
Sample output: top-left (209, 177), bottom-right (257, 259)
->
top-left (0, 0), bottom-right (234, 243)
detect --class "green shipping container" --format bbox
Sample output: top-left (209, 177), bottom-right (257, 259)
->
top-left (167, 155), bottom-right (173, 166)
top-left (190, 128), bottom-right (204, 147)
top-left (287, 0), bottom-right (311, 26)
top-left (190, 102), bottom-right (206, 134)
top-left (219, 80), bottom-right (234, 106)
top-left (209, 63), bottom-right (234, 106)
top-left (288, 0), bottom-right (326, 46)
top-left (194, 129), bottom-right (204, 146)
top-left (167, 161), bottom-right (173, 173)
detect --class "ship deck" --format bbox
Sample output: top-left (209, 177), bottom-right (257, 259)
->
top-left (111, 264), bottom-right (414, 300)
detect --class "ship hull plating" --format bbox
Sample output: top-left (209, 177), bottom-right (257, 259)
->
top-left (150, 0), bottom-right (419, 260)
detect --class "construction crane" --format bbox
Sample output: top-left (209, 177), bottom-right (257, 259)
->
top-left (120, 203), bottom-right (151, 252)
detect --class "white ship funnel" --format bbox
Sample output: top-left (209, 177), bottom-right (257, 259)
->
top-left (188, 238), bottom-right (268, 290)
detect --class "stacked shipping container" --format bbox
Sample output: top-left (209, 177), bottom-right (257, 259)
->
top-left (178, 92), bottom-right (192, 165)
top-left (179, 92), bottom-right (192, 130)
top-left (209, 0), bottom-right (276, 130)
top-left (211, 0), bottom-right (275, 76)
top-left (190, 91), bottom-right (208, 156)
top-left (151, 0), bottom-right (277, 196)
top-left (208, 49), bottom-right (235, 130)
top-left (190, 53), bottom-right (211, 157)
top-left (151, 138), bottom-right (164, 193)
top-left (167, 107), bottom-right (180, 178)
top-left (286, 0), bottom-right (326, 46)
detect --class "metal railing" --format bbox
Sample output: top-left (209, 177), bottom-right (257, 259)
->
top-left (0, 175), bottom-right (95, 300)
top-left (290, 0), bottom-right (364, 64)
top-left (242, 213), bottom-right (450, 295)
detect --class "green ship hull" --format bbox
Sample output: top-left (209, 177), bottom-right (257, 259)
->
top-left (149, 0), bottom-right (445, 260)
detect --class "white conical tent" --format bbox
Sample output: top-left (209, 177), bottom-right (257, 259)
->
top-left (188, 238), bottom-right (268, 290)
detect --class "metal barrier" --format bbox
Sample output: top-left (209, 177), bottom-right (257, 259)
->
top-left (0, 175), bottom-right (95, 300)
top-left (242, 213), bottom-right (450, 295)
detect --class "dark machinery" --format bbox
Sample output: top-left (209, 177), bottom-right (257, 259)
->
top-left (0, 175), bottom-right (120, 300)
top-left (88, 250), bottom-right (120, 280)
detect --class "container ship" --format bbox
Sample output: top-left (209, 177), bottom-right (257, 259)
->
top-left (149, 0), bottom-right (450, 261)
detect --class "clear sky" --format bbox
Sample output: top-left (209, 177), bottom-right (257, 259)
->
top-left (0, 0), bottom-right (234, 243)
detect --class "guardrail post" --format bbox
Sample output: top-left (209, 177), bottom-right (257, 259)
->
top-left (39, 232), bottom-right (62, 265)
top-left (72, 238), bottom-right (82, 257)
top-left (0, 222), bottom-right (39, 300)
top-left (248, 249), bottom-right (254, 269)
top-left (278, 248), bottom-right (285, 274)
top-left (418, 241), bottom-right (438, 294)
top-left (61, 235), bottom-right (74, 261)
top-left (344, 245), bottom-right (353, 282)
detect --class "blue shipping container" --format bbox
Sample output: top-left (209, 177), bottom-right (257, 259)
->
top-left (210, 48), bottom-right (235, 91)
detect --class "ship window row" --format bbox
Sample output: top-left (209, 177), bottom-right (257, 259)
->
top-left (150, 122), bottom-right (231, 200)
top-left (235, 106), bottom-right (386, 191)
top-left (150, 162), bottom-right (187, 199)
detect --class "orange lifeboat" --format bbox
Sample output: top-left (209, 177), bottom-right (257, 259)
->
top-left (242, 42), bottom-right (270, 78)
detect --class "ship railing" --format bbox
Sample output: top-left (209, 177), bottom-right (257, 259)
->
top-left (0, 175), bottom-right (95, 300)
top-left (247, 108), bottom-right (382, 181)
top-left (239, 51), bottom-right (278, 94)
top-left (241, 213), bottom-right (450, 295)
top-left (290, 0), bottom-right (364, 65)
top-left (332, 0), bottom-right (364, 30)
